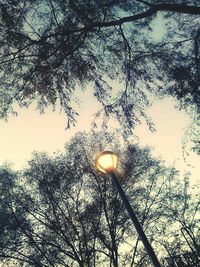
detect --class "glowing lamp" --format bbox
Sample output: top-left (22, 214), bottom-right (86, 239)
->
top-left (95, 151), bottom-right (118, 173)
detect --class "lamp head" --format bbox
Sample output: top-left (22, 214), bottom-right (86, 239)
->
top-left (95, 151), bottom-right (118, 174)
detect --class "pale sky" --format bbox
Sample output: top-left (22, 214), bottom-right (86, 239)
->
top-left (135, 98), bottom-right (200, 185)
top-left (0, 88), bottom-right (199, 186)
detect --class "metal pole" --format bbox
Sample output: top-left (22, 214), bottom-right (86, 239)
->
top-left (111, 173), bottom-right (161, 267)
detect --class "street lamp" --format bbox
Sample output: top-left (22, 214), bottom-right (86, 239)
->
top-left (95, 151), bottom-right (161, 267)
top-left (95, 151), bottom-right (118, 173)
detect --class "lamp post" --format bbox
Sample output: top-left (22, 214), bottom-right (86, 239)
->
top-left (95, 151), bottom-right (161, 267)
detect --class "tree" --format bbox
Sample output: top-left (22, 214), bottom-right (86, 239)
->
top-left (155, 174), bottom-right (200, 266)
top-left (0, 165), bottom-right (30, 266)
top-left (0, 131), bottom-right (199, 266)
top-left (0, 1), bottom-right (199, 128)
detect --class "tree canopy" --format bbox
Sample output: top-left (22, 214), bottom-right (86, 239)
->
top-left (0, 2), bottom-right (200, 266)
top-left (0, 1), bottom-right (200, 128)
top-left (0, 132), bottom-right (199, 266)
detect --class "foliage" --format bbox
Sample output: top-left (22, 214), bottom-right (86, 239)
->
top-left (0, 132), bottom-right (199, 266)
top-left (0, 1), bottom-right (199, 128)
top-left (0, 165), bottom-right (30, 266)
top-left (181, 114), bottom-right (200, 156)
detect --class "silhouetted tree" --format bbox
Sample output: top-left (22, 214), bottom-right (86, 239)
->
top-left (0, 132), bottom-right (199, 266)
top-left (0, 1), bottom-right (200, 128)
top-left (0, 165), bottom-right (32, 266)
top-left (154, 174), bottom-right (200, 266)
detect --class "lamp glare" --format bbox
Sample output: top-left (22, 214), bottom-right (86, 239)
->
top-left (95, 151), bottom-right (118, 173)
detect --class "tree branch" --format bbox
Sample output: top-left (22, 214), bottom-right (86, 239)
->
top-left (89, 3), bottom-right (200, 29)
top-left (21, 3), bottom-right (200, 44)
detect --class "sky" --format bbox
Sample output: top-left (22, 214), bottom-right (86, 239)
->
top-left (0, 87), bottom-right (199, 186)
